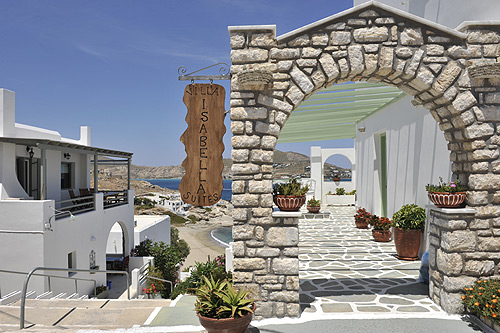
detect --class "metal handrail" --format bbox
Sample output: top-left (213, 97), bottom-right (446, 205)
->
top-left (103, 190), bottom-right (128, 209)
top-left (55, 195), bottom-right (95, 217)
top-left (144, 275), bottom-right (173, 294)
top-left (20, 267), bottom-right (130, 329)
top-left (0, 269), bottom-right (97, 298)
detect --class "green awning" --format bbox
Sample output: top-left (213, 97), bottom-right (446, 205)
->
top-left (278, 82), bottom-right (405, 143)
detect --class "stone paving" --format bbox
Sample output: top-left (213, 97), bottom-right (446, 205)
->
top-left (299, 206), bottom-right (443, 315)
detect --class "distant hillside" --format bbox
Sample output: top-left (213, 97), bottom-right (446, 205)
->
top-left (97, 150), bottom-right (349, 179)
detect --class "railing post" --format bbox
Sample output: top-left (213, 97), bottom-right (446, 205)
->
top-left (75, 279), bottom-right (78, 294)
top-left (48, 276), bottom-right (51, 292)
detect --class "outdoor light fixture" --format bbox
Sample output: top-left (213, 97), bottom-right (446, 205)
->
top-left (64, 153), bottom-right (71, 160)
top-left (358, 126), bottom-right (366, 133)
top-left (26, 146), bottom-right (34, 159)
top-left (46, 206), bottom-right (76, 231)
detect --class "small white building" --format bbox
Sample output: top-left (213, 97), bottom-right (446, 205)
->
top-left (0, 89), bottom-right (135, 299)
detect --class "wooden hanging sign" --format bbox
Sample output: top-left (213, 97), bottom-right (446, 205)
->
top-left (179, 83), bottom-right (226, 206)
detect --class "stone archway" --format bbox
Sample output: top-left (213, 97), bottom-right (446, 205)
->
top-left (228, 2), bottom-right (500, 318)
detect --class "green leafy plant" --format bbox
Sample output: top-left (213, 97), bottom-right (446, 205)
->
top-left (194, 275), bottom-right (255, 319)
top-left (273, 178), bottom-right (309, 196)
top-left (426, 177), bottom-right (466, 193)
top-left (132, 227), bottom-right (190, 298)
top-left (336, 187), bottom-right (346, 195)
top-left (354, 208), bottom-right (371, 225)
top-left (391, 204), bottom-right (426, 231)
top-left (347, 189), bottom-right (357, 195)
top-left (307, 197), bottom-right (320, 207)
top-left (462, 279), bottom-right (500, 324)
top-left (369, 215), bottom-right (391, 230)
top-left (95, 285), bottom-right (108, 294)
top-left (171, 255), bottom-right (231, 299)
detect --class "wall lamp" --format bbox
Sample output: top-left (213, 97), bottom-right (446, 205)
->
top-left (358, 126), bottom-right (366, 133)
top-left (26, 146), bottom-right (34, 159)
top-left (64, 153), bottom-right (71, 160)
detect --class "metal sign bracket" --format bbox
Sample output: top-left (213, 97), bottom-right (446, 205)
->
top-left (178, 63), bottom-right (231, 82)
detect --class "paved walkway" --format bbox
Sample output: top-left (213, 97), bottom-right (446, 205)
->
top-left (299, 206), bottom-right (441, 315)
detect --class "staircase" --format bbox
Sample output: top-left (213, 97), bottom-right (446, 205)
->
top-left (0, 297), bottom-right (171, 330)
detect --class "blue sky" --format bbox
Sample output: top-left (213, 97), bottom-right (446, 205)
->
top-left (1, 0), bottom-right (354, 168)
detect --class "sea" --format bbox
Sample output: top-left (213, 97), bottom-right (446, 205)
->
top-left (141, 178), bottom-right (233, 201)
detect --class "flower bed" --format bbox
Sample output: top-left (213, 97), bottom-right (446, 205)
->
top-left (462, 279), bottom-right (500, 332)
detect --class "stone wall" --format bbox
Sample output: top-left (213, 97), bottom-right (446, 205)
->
top-left (228, 2), bottom-right (500, 318)
top-left (428, 207), bottom-right (500, 313)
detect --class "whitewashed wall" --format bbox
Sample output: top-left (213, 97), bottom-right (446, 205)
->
top-left (355, 96), bottom-right (451, 217)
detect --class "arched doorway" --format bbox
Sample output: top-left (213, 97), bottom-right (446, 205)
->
top-left (229, 2), bottom-right (500, 318)
top-left (105, 221), bottom-right (130, 298)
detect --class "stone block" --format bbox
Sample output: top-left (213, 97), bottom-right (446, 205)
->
top-left (255, 247), bottom-right (280, 257)
top-left (230, 32), bottom-right (246, 49)
top-left (443, 276), bottom-right (477, 292)
top-left (330, 31), bottom-right (351, 45)
top-left (255, 121), bottom-right (280, 137)
top-left (269, 290), bottom-right (299, 302)
top-left (436, 249), bottom-right (463, 275)
top-left (312, 34), bottom-right (329, 46)
top-left (378, 47), bottom-right (394, 76)
top-left (432, 61), bottom-right (462, 94)
top-left (233, 271), bottom-right (254, 283)
top-left (231, 49), bottom-right (269, 64)
top-left (266, 227), bottom-right (299, 247)
top-left (250, 150), bottom-right (274, 164)
top-left (272, 258), bottom-right (299, 275)
top-left (250, 32), bottom-right (276, 48)
top-left (353, 27), bottom-right (389, 42)
top-left (467, 31), bottom-right (500, 44)
top-left (401, 27), bottom-right (423, 45)
top-left (232, 135), bottom-right (261, 148)
top-left (233, 225), bottom-right (255, 240)
top-left (469, 174), bottom-right (500, 190)
top-left (270, 48), bottom-right (300, 60)
top-left (290, 66), bottom-right (314, 94)
top-left (232, 163), bottom-right (260, 175)
top-left (252, 207), bottom-right (272, 217)
top-left (464, 260), bottom-right (495, 276)
top-left (257, 94), bottom-right (293, 114)
top-left (319, 53), bottom-right (340, 81)
top-left (231, 121), bottom-right (244, 134)
top-left (440, 291), bottom-right (464, 314)
top-left (232, 194), bottom-right (260, 207)
top-left (261, 136), bottom-right (277, 149)
top-left (286, 85), bottom-right (305, 106)
top-left (231, 149), bottom-right (249, 163)
top-left (233, 258), bottom-right (266, 270)
top-left (469, 218), bottom-right (491, 230)
top-left (478, 237), bottom-right (500, 251)
top-left (441, 230), bottom-right (477, 252)
top-left (463, 123), bottom-right (494, 139)
top-left (232, 208), bottom-right (248, 222)
top-left (260, 193), bottom-right (273, 208)
top-left (288, 34), bottom-right (310, 47)
top-left (254, 301), bottom-right (273, 317)
top-left (348, 45), bottom-right (365, 75)
top-left (283, 247), bottom-right (299, 257)
top-left (287, 303), bottom-right (300, 317)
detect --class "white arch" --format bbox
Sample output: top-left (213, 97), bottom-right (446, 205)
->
top-left (310, 146), bottom-right (355, 203)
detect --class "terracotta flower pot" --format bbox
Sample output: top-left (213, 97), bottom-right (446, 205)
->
top-left (372, 229), bottom-right (391, 242)
top-left (355, 220), bottom-right (369, 229)
top-left (274, 195), bottom-right (306, 211)
top-left (393, 227), bottom-right (421, 260)
top-left (427, 191), bottom-right (466, 208)
top-left (197, 306), bottom-right (254, 333)
top-left (307, 205), bottom-right (320, 213)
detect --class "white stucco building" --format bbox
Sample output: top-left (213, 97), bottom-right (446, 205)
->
top-left (0, 89), bottom-right (135, 299)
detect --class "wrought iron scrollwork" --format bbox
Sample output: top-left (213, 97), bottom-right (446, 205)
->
top-left (177, 63), bottom-right (231, 81)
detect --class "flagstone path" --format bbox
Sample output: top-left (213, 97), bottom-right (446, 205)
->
top-left (299, 206), bottom-right (443, 315)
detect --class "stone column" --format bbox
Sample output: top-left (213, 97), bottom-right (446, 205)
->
top-left (428, 206), bottom-right (500, 313)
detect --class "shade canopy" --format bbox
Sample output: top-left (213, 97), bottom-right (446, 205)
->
top-left (277, 82), bottom-right (405, 143)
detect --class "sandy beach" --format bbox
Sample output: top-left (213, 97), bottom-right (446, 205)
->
top-left (176, 216), bottom-right (232, 268)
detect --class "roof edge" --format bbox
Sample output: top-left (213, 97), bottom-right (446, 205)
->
top-left (456, 20), bottom-right (500, 32)
top-left (277, 0), bottom-right (466, 42)
top-left (228, 25), bottom-right (276, 36)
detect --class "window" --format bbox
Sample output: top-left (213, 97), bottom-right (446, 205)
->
top-left (61, 162), bottom-right (72, 189)
top-left (68, 251), bottom-right (76, 277)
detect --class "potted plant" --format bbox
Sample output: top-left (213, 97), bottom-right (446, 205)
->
top-left (369, 215), bottom-right (392, 242)
top-left (306, 197), bottom-right (321, 213)
top-left (426, 177), bottom-right (466, 208)
top-left (354, 208), bottom-right (371, 229)
top-left (194, 275), bottom-right (255, 333)
top-left (273, 178), bottom-right (309, 211)
top-left (391, 204), bottom-right (426, 260)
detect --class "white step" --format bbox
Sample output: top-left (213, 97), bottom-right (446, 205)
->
top-left (51, 293), bottom-right (66, 300)
top-left (35, 291), bottom-right (53, 299)
top-left (0, 290), bottom-right (20, 305)
top-left (78, 294), bottom-right (89, 300)
top-left (66, 293), bottom-right (79, 299)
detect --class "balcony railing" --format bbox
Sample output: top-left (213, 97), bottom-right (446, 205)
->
top-left (55, 190), bottom-right (129, 218)
top-left (56, 195), bottom-right (95, 218)
top-left (103, 190), bottom-right (128, 209)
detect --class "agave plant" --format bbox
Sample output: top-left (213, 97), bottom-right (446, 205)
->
top-left (194, 275), bottom-right (255, 319)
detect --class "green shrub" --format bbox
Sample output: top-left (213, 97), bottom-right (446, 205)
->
top-left (336, 187), bottom-right (346, 195)
top-left (171, 255), bottom-right (231, 300)
top-left (134, 197), bottom-right (156, 208)
top-left (462, 279), bottom-right (500, 323)
top-left (166, 211), bottom-right (189, 225)
top-left (347, 189), bottom-right (357, 195)
top-left (391, 204), bottom-right (426, 231)
top-left (132, 227), bottom-right (190, 298)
